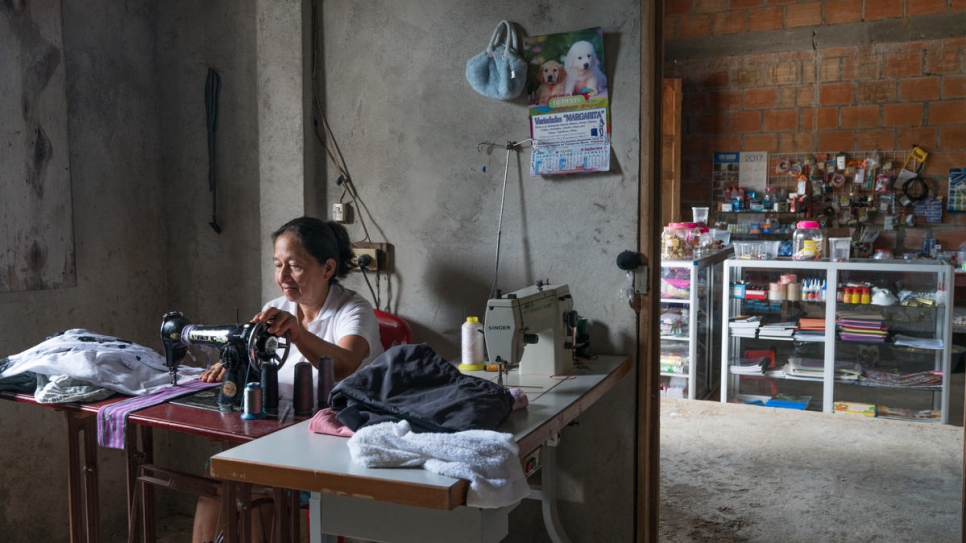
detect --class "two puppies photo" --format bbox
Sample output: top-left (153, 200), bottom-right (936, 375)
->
top-left (525, 28), bottom-right (607, 107)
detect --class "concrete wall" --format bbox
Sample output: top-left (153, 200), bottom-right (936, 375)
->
top-left (0, 1), bottom-right (166, 540)
top-left (321, 2), bottom-right (640, 540)
top-left (0, 0), bottom-right (643, 540)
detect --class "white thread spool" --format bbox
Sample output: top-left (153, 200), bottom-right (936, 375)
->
top-left (459, 316), bottom-right (485, 371)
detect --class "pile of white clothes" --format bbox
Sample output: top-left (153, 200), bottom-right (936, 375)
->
top-left (0, 329), bottom-right (203, 402)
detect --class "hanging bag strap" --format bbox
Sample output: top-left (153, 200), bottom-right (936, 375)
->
top-left (502, 21), bottom-right (521, 58)
top-left (485, 20), bottom-right (518, 58)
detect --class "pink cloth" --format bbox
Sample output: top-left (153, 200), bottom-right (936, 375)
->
top-left (509, 387), bottom-right (528, 410)
top-left (308, 407), bottom-right (355, 437)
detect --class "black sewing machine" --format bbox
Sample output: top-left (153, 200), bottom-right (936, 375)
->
top-left (160, 311), bottom-right (290, 412)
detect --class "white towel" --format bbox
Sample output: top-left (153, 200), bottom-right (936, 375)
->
top-left (347, 420), bottom-right (531, 509)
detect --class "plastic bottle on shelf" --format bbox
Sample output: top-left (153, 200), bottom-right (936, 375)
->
top-left (762, 188), bottom-right (775, 211)
top-left (843, 287), bottom-right (853, 304)
top-left (860, 288), bottom-right (871, 304)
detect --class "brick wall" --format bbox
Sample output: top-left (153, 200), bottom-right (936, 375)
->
top-left (665, 0), bottom-right (966, 253)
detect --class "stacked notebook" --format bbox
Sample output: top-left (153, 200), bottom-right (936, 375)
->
top-left (795, 317), bottom-right (826, 342)
top-left (729, 356), bottom-right (770, 375)
top-left (836, 311), bottom-right (888, 343)
top-left (784, 357), bottom-right (861, 381)
top-left (757, 321), bottom-right (797, 339)
top-left (729, 315), bottom-right (761, 338)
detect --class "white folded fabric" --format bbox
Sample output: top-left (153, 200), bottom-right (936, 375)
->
top-left (0, 328), bottom-right (202, 397)
top-left (347, 420), bottom-right (531, 509)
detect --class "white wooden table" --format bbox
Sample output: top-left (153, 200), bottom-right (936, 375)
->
top-left (209, 354), bottom-right (631, 543)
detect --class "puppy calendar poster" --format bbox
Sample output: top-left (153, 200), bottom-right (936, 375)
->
top-left (524, 27), bottom-right (610, 176)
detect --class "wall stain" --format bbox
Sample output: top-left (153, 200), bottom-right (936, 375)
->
top-left (25, 123), bottom-right (50, 198)
top-left (1, 0), bottom-right (74, 293)
top-left (28, 240), bottom-right (47, 272)
top-left (21, 42), bottom-right (61, 118)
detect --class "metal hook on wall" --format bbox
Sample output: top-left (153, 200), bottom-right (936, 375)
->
top-left (477, 139), bottom-right (533, 153)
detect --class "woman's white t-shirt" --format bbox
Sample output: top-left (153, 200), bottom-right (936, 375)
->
top-left (263, 283), bottom-right (384, 387)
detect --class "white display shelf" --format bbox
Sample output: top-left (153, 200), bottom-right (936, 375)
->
top-left (659, 249), bottom-right (732, 400)
top-left (720, 257), bottom-right (953, 423)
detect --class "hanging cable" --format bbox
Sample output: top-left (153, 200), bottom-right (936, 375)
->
top-left (310, 0), bottom-right (373, 244)
top-left (360, 268), bottom-right (379, 309)
top-left (901, 175), bottom-right (929, 203)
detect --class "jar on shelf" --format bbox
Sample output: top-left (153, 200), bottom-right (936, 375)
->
top-left (792, 221), bottom-right (824, 261)
top-left (693, 227), bottom-right (714, 258)
top-left (661, 223), bottom-right (690, 260)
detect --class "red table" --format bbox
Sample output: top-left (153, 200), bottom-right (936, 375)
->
top-left (1, 388), bottom-right (300, 543)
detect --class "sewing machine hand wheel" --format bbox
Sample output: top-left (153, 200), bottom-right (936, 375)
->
top-left (246, 322), bottom-right (290, 373)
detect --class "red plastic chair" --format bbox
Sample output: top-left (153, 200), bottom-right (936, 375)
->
top-left (374, 309), bottom-right (413, 350)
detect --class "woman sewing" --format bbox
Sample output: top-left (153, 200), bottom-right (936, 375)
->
top-left (193, 216), bottom-right (384, 543)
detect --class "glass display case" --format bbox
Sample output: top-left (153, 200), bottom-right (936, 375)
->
top-left (720, 258), bottom-right (953, 423)
top-left (659, 249), bottom-right (731, 399)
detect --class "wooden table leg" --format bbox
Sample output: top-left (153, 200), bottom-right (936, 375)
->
top-left (126, 425), bottom-right (155, 543)
top-left (223, 481), bottom-right (253, 543)
top-left (272, 487), bottom-right (299, 542)
top-left (66, 411), bottom-right (99, 543)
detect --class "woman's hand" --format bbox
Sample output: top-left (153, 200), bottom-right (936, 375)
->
top-left (251, 308), bottom-right (301, 342)
top-left (199, 364), bottom-right (226, 383)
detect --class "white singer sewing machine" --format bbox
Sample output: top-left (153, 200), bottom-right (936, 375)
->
top-left (483, 282), bottom-right (578, 376)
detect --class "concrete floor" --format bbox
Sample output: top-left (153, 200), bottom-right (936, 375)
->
top-left (153, 375), bottom-right (965, 543)
top-left (660, 372), bottom-right (965, 543)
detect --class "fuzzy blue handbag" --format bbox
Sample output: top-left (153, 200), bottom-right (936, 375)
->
top-left (465, 20), bottom-right (527, 100)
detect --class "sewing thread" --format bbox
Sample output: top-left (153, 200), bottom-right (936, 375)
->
top-left (317, 356), bottom-right (335, 409)
top-left (293, 361), bottom-right (314, 416)
top-left (260, 363), bottom-right (279, 414)
top-left (460, 316), bottom-right (485, 370)
top-left (241, 382), bottom-right (265, 420)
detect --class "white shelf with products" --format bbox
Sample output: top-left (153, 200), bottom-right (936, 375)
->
top-left (720, 258), bottom-right (953, 423)
top-left (659, 248), bottom-right (731, 399)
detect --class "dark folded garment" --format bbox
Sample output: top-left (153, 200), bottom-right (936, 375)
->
top-left (330, 343), bottom-right (513, 433)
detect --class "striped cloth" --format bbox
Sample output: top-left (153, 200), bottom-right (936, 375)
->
top-left (97, 379), bottom-right (220, 449)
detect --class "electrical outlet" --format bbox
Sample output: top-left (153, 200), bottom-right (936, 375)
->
top-left (351, 247), bottom-right (378, 271)
top-left (332, 202), bottom-right (353, 224)
top-left (521, 448), bottom-right (542, 477)
top-left (350, 242), bottom-right (392, 272)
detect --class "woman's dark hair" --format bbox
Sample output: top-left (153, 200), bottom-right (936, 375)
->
top-left (272, 217), bottom-right (353, 283)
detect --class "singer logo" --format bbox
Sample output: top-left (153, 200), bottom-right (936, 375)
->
top-left (488, 325), bottom-right (512, 331)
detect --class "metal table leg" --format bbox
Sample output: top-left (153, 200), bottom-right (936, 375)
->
top-left (539, 435), bottom-right (572, 543)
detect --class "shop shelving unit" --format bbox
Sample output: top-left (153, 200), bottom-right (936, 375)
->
top-left (720, 258), bottom-right (953, 423)
top-left (660, 248), bottom-right (731, 399)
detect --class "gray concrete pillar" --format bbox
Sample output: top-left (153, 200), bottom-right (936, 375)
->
top-left (255, 0), bottom-right (314, 299)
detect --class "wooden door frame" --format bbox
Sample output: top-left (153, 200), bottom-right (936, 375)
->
top-left (636, 1), bottom-right (663, 541)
